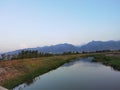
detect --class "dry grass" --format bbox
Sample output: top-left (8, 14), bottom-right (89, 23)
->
top-left (0, 54), bottom-right (81, 89)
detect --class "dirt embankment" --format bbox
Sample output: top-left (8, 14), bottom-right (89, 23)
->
top-left (0, 55), bottom-right (81, 89)
top-left (0, 60), bottom-right (25, 85)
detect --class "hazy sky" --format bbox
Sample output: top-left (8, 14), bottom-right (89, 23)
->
top-left (0, 0), bottom-right (120, 52)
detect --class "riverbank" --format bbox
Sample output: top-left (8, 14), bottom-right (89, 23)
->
top-left (0, 86), bottom-right (8, 90)
top-left (0, 54), bottom-right (81, 89)
top-left (1, 52), bottom-right (120, 89)
top-left (92, 54), bottom-right (120, 71)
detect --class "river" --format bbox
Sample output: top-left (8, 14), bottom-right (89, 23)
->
top-left (13, 57), bottom-right (120, 90)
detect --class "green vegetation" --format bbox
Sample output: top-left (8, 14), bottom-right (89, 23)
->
top-left (1, 50), bottom-right (81, 60)
top-left (1, 51), bottom-right (120, 89)
top-left (8, 50), bottom-right (53, 60)
top-left (92, 54), bottom-right (120, 70)
top-left (0, 54), bottom-right (81, 89)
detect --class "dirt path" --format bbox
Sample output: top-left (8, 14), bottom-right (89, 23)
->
top-left (0, 86), bottom-right (8, 90)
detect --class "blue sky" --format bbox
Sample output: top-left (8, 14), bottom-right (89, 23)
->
top-left (0, 0), bottom-right (120, 52)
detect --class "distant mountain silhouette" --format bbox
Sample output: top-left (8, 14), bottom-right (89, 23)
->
top-left (32, 43), bottom-right (79, 54)
top-left (6, 43), bottom-right (79, 55)
top-left (79, 40), bottom-right (120, 52)
top-left (4, 40), bottom-right (120, 55)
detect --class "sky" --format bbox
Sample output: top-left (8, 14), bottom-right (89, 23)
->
top-left (0, 0), bottom-right (120, 52)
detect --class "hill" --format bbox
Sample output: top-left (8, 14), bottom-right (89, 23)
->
top-left (3, 40), bottom-right (120, 55)
top-left (79, 40), bottom-right (120, 52)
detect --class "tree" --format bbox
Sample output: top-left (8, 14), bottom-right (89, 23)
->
top-left (1, 54), bottom-right (6, 60)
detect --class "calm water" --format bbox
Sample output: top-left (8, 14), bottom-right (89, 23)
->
top-left (13, 57), bottom-right (120, 90)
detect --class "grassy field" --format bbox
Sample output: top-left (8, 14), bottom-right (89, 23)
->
top-left (0, 54), bottom-right (81, 89)
top-left (92, 54), bottom-right (120, 71)
top-left (0, 52), bottom-right (120, 89)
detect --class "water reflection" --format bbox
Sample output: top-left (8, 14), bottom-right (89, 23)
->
top-left (63, 57), bottom-right (93, 67)
top-left (25, 76), bottom-right (40, 86)
top-left (13, 57), bottom-right (120, 90)
top-left (13, 83), bottom-right (27, 90)
top-left (13, 76), bottom-right (41, 90)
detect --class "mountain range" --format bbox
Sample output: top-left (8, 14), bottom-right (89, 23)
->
top-left (80, 40), bottom-right (120, 52)
top-left (3, 40), bottom-right (120, 55)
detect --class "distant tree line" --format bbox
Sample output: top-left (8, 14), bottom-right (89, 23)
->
top-left (0, 51), bottom-right (80, 60)
top-left (0, 50), bottom-right (53, 60)
top-left (62, 51), bottom-right (80, 55)
top-left (0, 49), bottom-right (120, 60)
top-left (81, 49), bottom-right (120, 54)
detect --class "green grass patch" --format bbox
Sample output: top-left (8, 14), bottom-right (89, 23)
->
top-left (1, 55), bottom-right (81, 89)
top-left (92, 54), bottom-right (120, 71)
